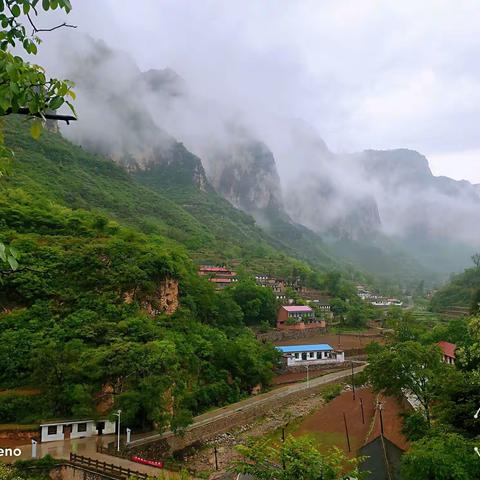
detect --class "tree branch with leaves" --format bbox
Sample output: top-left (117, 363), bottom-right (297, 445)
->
top-left (0, 0), bottom-right (77, 270)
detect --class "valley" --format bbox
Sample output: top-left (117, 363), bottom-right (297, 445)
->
top-left (2, 3), bottom-right (480, 479)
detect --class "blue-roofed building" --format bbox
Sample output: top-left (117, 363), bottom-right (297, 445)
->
top-left (276, 344), bottom-right (345, 367)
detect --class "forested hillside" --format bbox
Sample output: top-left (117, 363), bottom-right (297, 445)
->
top-left (0, 117), bottom-right (292, 428)
top-left (3, 117), bottom-right (338, 281)
top-left (430, 257), bottom-right (480, 312)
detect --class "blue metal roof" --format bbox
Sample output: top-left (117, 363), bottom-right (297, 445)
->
top-left (276, 344), bottom-right (333, 353)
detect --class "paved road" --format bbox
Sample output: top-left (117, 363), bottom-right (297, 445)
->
top-left (130, 363), bottom-right (367, 447)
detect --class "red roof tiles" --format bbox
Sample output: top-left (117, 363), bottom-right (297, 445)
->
top-left (437, 341), bottom-right (456, 358)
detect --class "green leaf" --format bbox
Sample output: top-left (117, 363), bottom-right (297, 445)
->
top-left (42, 0), bottom-right (50, 10)
top-left (30, 119), bottom-right (43, 139)
top-left (11, 4), bottom-right (21, 17)
top-left (0, 243), bottom-right (6, 262)
top-left (7, 255), bottom-right (18, 271)
top-left (8, 246), bottom-right (18, 259)
top-left (23, 2), bottom-right (31, 14)
top-left (49, 96), bottom-right (64, 110)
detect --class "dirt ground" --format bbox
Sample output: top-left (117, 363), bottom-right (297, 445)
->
top-left (295, 387), bottom-right (409, 454)
top-left (273, 366), bottom-right (345, 386)
top-left (274, 330), bottom-right (385, 351)
top-left (187, 386), bottom-right (408, 478)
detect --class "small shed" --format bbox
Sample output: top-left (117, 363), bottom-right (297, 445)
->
top-left (358, 435), bottom-right (404, 480)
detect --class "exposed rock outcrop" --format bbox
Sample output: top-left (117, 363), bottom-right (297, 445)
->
top-left (124, 277), bottom-right (179, 316)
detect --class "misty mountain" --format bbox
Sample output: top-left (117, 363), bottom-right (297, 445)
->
top-left (42, 32), bottom-right (480, 282)
top-left (201, 133), bottom-right (289, 227)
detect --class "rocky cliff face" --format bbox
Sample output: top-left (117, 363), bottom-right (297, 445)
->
top-left (124, 277), bottom-right (179, 316)
top-left (58, 36), bottom-right (210, 191)
top-left (203, 133), bottom-right (289, 225)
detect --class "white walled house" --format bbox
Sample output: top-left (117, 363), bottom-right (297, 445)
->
top-left (40, 419), bottom-right (116, 442)
top-left (276, 344), bottom-right (345, 367)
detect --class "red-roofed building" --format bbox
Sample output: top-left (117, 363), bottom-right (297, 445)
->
top-left (438, 341), bottom-right (456, 364)
top-left (198, 265), bottom-right (238, 289)
top-left (277, 305), bottom-right (325, 331)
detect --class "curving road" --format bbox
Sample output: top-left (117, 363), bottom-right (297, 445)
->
top-left (130, 363), bottom-right (367, 448)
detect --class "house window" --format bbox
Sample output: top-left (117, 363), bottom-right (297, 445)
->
top-left (47, 426), bottom-right (57, 435)
top-left (77, 423), bottom-right (87, 432)
top-left (295, 353), bottom-right (299, 359)
top-left (316, 352), bottom-right (322, 359)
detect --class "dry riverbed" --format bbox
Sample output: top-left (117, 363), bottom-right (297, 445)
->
top-left (178, 389), bottom-right (332, 477)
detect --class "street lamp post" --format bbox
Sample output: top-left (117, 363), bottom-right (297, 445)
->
top-left (113, 409), bottom-right (122, 452)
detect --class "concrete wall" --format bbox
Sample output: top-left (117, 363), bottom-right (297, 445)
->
top-left (41, 425), bottom-right (64, 442)
top-left (102, 420), bottom-right (116, 435)
top-left (286, 350), bottom-right (344, 366)
top-left (41, 420), bottom-right (115, 442)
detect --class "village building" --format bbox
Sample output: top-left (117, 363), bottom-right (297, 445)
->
top-left (276, 344), bottom-right (345, 366)
top-left (311, 297), bottom-right (332, 314)
top-left (438, 341), bottom-right (456, 364)
top-left (199, 265), bottom-right (238, 289)
top-left (276, 305), bottom-right (325, 330)
top-left (39, 419), bottom-right (116, 443)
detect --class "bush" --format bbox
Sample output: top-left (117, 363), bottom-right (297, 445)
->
top-left (321, 383), bottom-right (343, 402)
top-left (401, 411), bottom-right (430, 441)
top-left (0, 394), bottom-right (49, 424)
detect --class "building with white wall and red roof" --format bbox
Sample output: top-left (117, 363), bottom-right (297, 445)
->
top-left (198, 265), bottom-right (238, 289)
top-left (276, 305), bottom-right (325, 330)
top-left (437, 341), bottom-right (456, 364)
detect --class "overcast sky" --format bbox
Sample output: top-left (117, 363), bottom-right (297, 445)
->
top-left (48, 0), bottom-right (480, 182)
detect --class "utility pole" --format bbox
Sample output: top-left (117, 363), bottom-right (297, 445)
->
top-left (343, 412), bottom-right (351, 452)
top-left (360, 398), bottom-right (365, 424)
top-left (351, 361), bottom-right (356, 400)
top-left (379, 403), bottom-right (384, 435)
top-left (214, 446), bottom-right (218, 471)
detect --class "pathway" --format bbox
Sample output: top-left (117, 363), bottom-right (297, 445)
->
top-left (130, 363), bottom-right (367, 448)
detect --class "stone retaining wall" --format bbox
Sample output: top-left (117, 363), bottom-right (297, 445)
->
top-left (0, 430), bottom-right (38, 441)
top-left (128, 381), bottom-right (335, 459)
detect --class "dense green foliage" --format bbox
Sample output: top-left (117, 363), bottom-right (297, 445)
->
top-left (431, 259), bottom-right (480, 312)
top-left (366, 341), bottom-right (448, 424)
top-left (401, 433), bottom-right (480, 480)
top-left (366, 311), bottom-right (480, 478)
top-left (3, 116), bottom-right (338, 280)
top-left (0, 125), bottom-right (284, 428)
top-left (1, 457), bottom-right (54, 480)
top-left (234, 435), bottom-right (365, 480)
